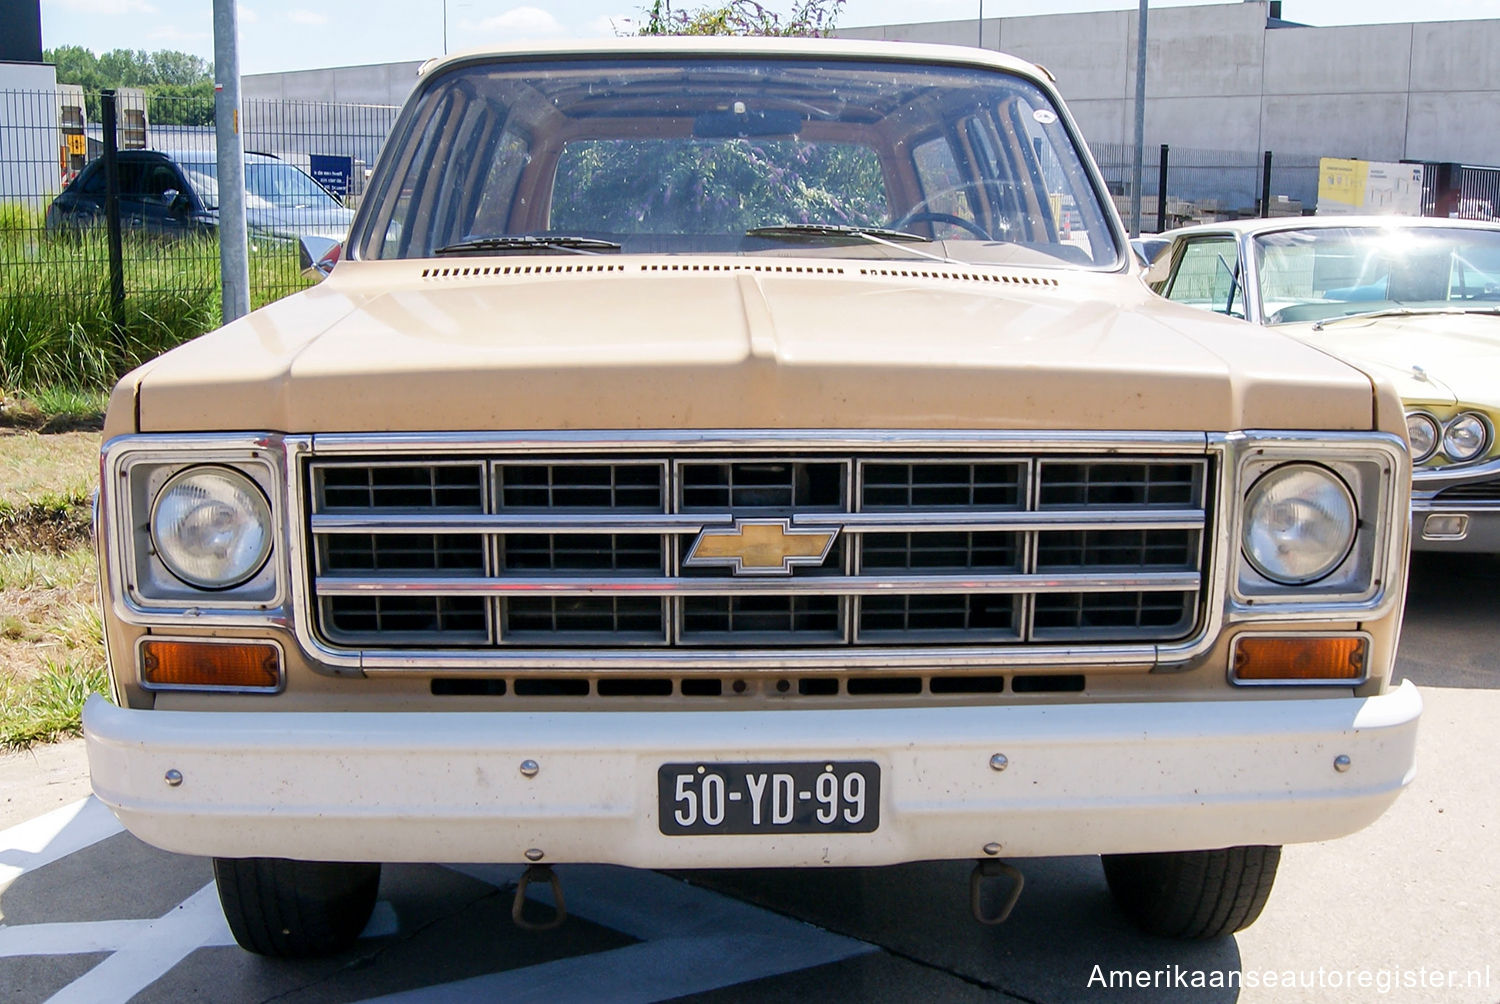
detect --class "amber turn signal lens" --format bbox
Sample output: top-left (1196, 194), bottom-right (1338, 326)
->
top-left (1232, 636), bottom-right (1366, 683)
top-left (140, 640), bottom-right (281, 690)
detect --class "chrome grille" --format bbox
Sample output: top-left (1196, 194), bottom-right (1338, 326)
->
top-left (305, 452), bottom-right (1211, 653)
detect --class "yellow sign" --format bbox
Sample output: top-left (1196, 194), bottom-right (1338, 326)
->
top-left (65, 133), bottom-right (87, 157)
top-left (685, 520), bottom-right (837, 575)
top-left (1318, 158), bottom-right (1368, 208)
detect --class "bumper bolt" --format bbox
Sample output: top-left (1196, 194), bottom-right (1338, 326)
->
top-left (983, 842), bottom-right (1002, 856)
top-left (1334, 755), bottom-right (1352, 773)
top-left (164, 769), bottom-right (183, 787)
top-left (989, 754), bottom-right (1008, 772)
top-left (525, 848), bottom-right (545, 862)
top-left (520, 759), bottom-right (539, 778)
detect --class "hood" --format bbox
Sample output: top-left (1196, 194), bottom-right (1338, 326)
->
top-left (206, 203), bottom-right (355, 241)
top-left (133, 257), bottom-right (1377, 434)
top-left (1284, 310), bottom-right (1500, 406)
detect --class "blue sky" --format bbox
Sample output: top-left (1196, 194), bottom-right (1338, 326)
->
top-left (38, 0), bottom-right (1500, 75)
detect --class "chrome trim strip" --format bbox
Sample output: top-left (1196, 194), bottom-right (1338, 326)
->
top-left (355, 643), bottom-right (1161, 673)
top-left (808, 509), bottom-right (1205, 532)
top-left (311, 509), bottom-right (1207, 535)
top-left (1412, 498), bottom-right (1500, 513)
top-left (311, 513), bottom-right (731, 534)
top-left (1412, 453), bottom-right (1500, 489)
top-left (309, 430), bottom-right (1212, 455)
top-left (314, 570), bottom-right (1203, 597)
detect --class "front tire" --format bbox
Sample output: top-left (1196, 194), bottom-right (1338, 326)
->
top-left (213, 857), bottom-right (381, 958)
top-left (1102, 845), bottom-right (1280, 939)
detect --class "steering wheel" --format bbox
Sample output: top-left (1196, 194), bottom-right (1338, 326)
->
top-left (893, 209), bottom-right (991, 241)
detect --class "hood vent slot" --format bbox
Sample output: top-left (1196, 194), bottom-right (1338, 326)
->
top-left (418, 259), bottom-right (1058, 287)
top-left (858, 267), bottom-right (1059, 288)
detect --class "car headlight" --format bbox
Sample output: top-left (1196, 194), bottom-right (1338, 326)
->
top-left (150, 467), bottom-right (273, 589)
top-left (1443, 413), bottom-right (1490, 463)
top-left (1405, 412), bottom-right (1439, 464)
top-left (1242, 463), bottom-right (1357, 585)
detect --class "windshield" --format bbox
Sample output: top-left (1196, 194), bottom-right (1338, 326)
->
top-left (1255, 226), bottom-right (1500, 324)
top-left (180, 160), bottom-right (341, 211)
top-left (353, 56), bottom-right (1121, 268)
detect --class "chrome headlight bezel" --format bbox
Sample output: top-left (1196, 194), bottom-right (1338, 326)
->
top-left (1229, 432), bottom-right (1405, 614)
top-left (102, 435), bottom-right (288, 618)
top-left (1442, 411), bottom-right (1491, 464)
top-left (1405, 411), bottom-right (1440, 465)
top-left (149, 465), bottom-right (274, 590)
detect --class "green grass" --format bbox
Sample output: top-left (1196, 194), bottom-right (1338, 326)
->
top-left (0, 659), bottom-right (109, 748)
top-left (1, 217), bottom-right (313, 392)
top-left (0, 544), bottom-right (107, 749)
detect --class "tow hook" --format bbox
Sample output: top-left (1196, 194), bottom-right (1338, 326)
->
top-left (511, 864), bottom-right (567, 930)
top-left (969, 859), bottom-right (1025, 925)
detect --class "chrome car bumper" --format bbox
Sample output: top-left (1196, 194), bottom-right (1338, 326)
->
top-left (1412, 458), bottom-right (1500, 552)
top-left (84, 683), bottom-right (1421, 867)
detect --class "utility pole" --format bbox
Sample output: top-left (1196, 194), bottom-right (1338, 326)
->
top-left (213, 0), bottom-right (251, 323)
top-left (1129, 0), bottom-right (1148, 237)
top-left (977, 1), bottom-right (984, 47)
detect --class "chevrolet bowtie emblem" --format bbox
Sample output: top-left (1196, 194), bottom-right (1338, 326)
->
top-left (685, 519), bottom-right (839, 576)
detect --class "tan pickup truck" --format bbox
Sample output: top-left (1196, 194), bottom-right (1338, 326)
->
top-left (85, 37), bottom-right (1420, 958)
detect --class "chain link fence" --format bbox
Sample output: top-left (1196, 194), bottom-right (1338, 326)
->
top-left (1, 88), bottom-right (397, 389)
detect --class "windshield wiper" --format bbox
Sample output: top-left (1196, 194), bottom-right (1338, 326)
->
top-left (1313, 305), bottom-right (1500, 330)
top-left (746, 223), bottom-right (963, 264)
top-left (434, 235), bottom-right (621, 256)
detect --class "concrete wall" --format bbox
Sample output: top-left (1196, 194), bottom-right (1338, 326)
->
top-left (840, 2), bottom-right (1500, 180)
top-left (0, 62), bottom-right (61, 201)
top-left (242, 61), bottom-right (423, 106)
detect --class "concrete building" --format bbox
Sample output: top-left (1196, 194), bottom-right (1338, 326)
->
top-left (840, 2), bottom-right (1500, 171)
top-left (236, 2), bottom-right (1500, 211)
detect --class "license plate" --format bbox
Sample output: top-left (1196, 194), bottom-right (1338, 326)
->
top-left (658, 761), bottom-right (880, 835)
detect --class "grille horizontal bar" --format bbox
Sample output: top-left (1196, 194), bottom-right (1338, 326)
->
top-left (304, 452), bottom-right (1212, 651)
top-left (315, 570), bottom-right (1204, 596)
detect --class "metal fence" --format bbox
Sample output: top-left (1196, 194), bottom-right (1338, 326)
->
top-left (0, 88), bottom-right (398, 349)
top-left (1091, 142), bottom-right (1324, 231)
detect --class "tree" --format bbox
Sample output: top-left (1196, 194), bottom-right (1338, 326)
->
top-left (44, 46), bottom-right (214, 126)
top-left (638, 0), bottom-right (845, 37)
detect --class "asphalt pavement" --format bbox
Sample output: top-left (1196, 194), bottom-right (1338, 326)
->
top-left (0, 551), bottom-right (1495, 1003)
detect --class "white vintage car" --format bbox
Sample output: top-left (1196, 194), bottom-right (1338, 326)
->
top-left (1150, 216), bottom-right (1500, 552)
top-left (85, 38), bottom-right (1419, 958)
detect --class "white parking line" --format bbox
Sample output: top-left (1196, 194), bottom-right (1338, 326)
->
top-left (356, 865), bottom-right (876, 1003)
top-left (0, 797), bottom-right (123, 885)
top-left (1, 799), bottom-right (875, 1004)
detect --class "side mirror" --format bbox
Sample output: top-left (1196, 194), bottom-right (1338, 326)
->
top-left (1143, 249), bottom-right (1173, 288)
top-left (299, 235), bottom-right (342, 280)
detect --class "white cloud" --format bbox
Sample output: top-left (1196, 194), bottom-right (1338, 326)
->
top-left (239, 6), bottom-right (259, 24)
top-left (46, 0), bottom-right (157, 14)
top-left (288, 9), bottom-right (330, 26)
top-left (471, 6), bottom-right (567, 39)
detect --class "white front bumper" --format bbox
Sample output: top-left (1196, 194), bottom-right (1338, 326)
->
top-left (83, 683), bottom-right (1421, 867)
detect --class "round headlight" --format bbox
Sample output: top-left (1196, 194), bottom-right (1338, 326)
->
top-left (150, 467), bottom-right (273, 589)
top-left (1442, 413), bottom-right (1490, 464)
top-left (1242, 463), bottom-right (1357, 585)
top-left (1405, 412), bottom-right (1439, 464)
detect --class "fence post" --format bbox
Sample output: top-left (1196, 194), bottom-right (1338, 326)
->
top-left (1260, 150), bottom-right (1273, 218)
top-left (100, 90), bottom-right (126, 337)
top-left (1156, 144), bottom-right (1169, 233)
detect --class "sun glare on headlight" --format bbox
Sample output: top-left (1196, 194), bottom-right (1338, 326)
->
top-left (1242, 463), bottom-right (1357, 586)
top-left (150, 467), bottom-right (273, 590)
